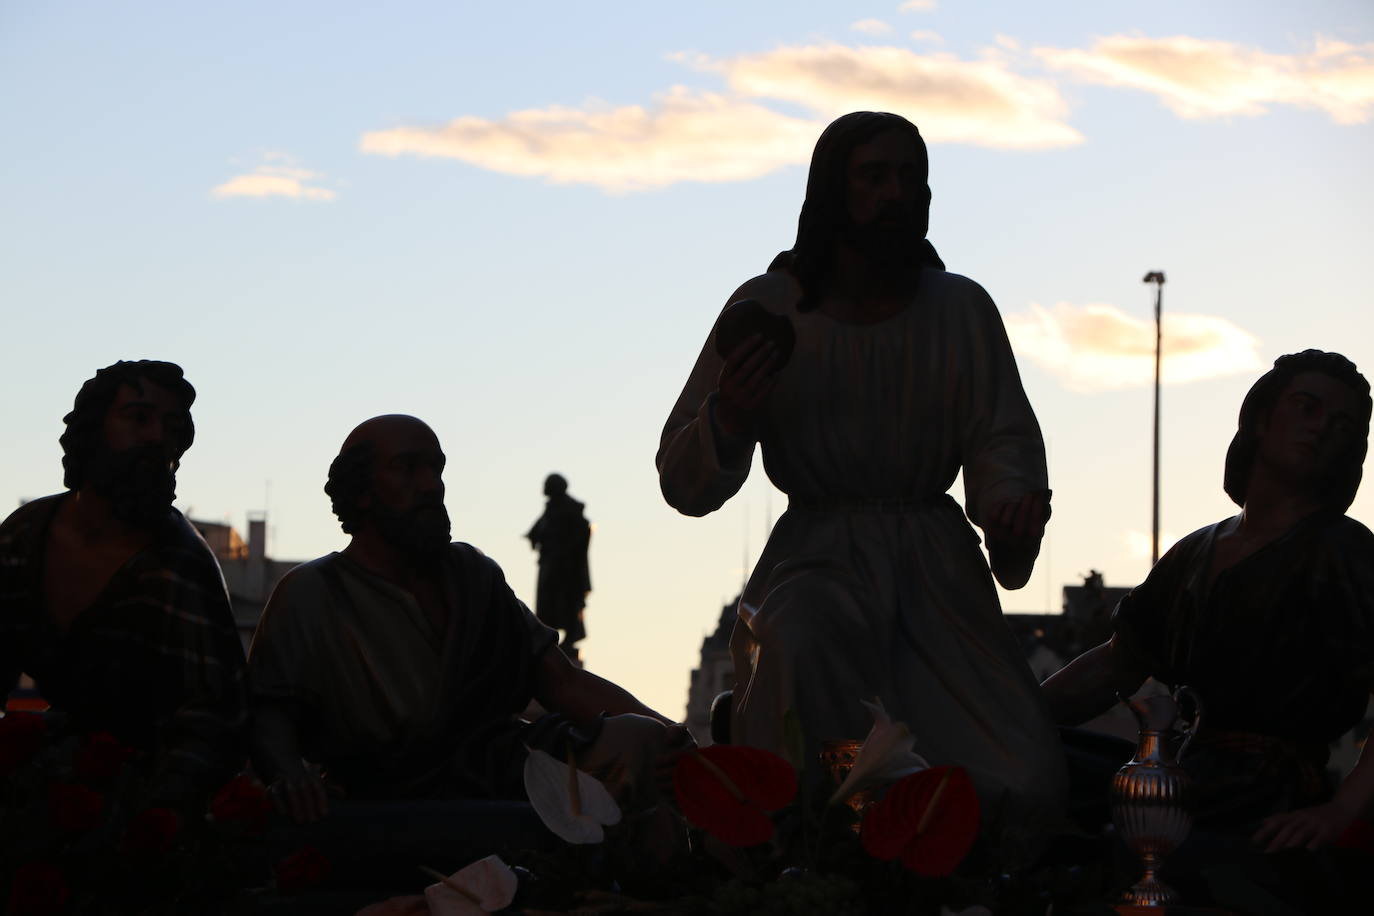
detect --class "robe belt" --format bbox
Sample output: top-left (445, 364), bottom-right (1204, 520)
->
top-left (789, 493), bottom-right (955, 514)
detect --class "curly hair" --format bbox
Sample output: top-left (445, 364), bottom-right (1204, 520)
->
top-left (60, 360), bottom-right (196, 490)
top-left (325, 441), bottom-right (375, 535)
top-left (1223, 349), bottom-right (1371, 512)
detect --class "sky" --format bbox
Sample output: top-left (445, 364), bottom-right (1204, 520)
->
top-left (3, 0), bottom-right (1372, 719)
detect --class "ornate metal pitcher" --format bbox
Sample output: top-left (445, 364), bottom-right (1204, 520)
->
top-left (1111, 686), bottom-right (1203, 907)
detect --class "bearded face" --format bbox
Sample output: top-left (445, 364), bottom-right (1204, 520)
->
top-left (370, 499), bottom-right (452, 566)
top-left (85, 442), bottom-right (178, 529)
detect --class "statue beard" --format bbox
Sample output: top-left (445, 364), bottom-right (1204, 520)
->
top-left (840, 206), bottom-right (925, 268)
top-left (372, 501), bottom-right (452, 567)
top-left (85, 443), bottom-right (178, 529)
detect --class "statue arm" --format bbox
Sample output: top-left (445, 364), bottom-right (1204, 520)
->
top-left (1253, 699), bottom-right (1374, 851)
top-left (251, 699), bottom-right (329, 823)
top-left (1040, 636), bottom-right (1150, 726)
top-left (954, 282), bottom-right (1049, 589)
top-left (532, 644), bottom-right (672, 727)
top-left (656, 291), bottom-right (765, 517)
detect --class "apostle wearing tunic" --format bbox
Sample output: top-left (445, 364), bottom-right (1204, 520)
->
top-left (0, 360), bottom-right (248, 809)
top-left (525, 473), bottom-right (592, 650)
top-left (250, 416), bottom-right (685, 823)
top-left (657, 112), bottom-right (1065, 835)
top-left (1043, 351), bottom-right (1374, 856)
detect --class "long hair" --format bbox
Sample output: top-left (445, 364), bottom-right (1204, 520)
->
top-left (1223, 349), bottom-right (1371, 512)
top-left (769, 111), bottom-right (945, 311)
top-left (60, 360), bottom-right (196, 490)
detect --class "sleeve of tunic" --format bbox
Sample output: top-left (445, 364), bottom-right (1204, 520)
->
top-left (248, 565), bottom-right (326, 711)
top-left (954, 279), bottom-right (1048, 528)
top-left (656, 308), bottom-right (756, 517)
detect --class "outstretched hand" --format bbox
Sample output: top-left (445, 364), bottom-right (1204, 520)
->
top-left (1252, 802), bottom-right (1354, 853)
top-left (715, 334), bottom-right (780, 438)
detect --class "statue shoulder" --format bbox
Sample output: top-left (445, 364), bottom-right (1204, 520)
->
top-left (724, 270), bottom-right (802, 316)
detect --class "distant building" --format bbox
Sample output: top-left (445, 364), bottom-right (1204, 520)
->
top-left (191, 512), bottom-right (301, 652)
top-left (683, 597), bottom-right (738, 746)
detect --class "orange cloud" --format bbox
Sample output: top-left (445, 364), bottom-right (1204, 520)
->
top-left (1037, 35), bottom-right (1374, 124)
top-left (1005, 302), bottom-right (1262, 391)
top-left (699, 44), bottom-right (1082, 149)
top-left (899, 0), bottom-right (937, 11)
top-left (211, 164), bottom-right (336, 201)
top-left (359, 88), bottom-right (821, 193)
top-left (360, 40), bottom-right (1080, 191)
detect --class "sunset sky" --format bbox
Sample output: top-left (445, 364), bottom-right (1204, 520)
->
top-left (3, 0), bottom-right (1372, 717)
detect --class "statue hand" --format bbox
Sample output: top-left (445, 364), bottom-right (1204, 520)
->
top-left (655, 723), bottom-right (698, 799)
top-left (1252, 802), bottom-right (1355, 853)
top-left (269, 763), bottom-right (333, 824)
top-left (984, 490), bottom-right (1050, 588)
top-left (716, 334), bottom-right (780, 438)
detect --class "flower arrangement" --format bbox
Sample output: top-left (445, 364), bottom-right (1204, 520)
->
top-left (0, 711), bottom-right (330, 913)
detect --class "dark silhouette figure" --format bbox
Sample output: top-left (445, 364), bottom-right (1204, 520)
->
top-left (657, 111), bottom-right (1063, 840)
top-left (0, 360), bottom-right (248, 808)
top-left (249, 419), bottom-right (675, 823)
top-left (526, 473), bottom-right (591, 651)
top-left (1043, 350), bottom-right (1374, 908)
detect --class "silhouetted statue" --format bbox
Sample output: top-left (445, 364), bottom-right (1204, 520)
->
top-left (1043, 350), bottom-right (1374, 908)
top-left (0, 360), bottom-right (248, 808)
top-left (249, 417), bottom-right (684, 823)
top-left (657, 111), bottom-right (1064, 838)
top-left (526, 473), bottom-right (592, 650)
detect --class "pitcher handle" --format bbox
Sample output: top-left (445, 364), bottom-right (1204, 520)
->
top-left (1172, 685), bottom-right (1204, 762)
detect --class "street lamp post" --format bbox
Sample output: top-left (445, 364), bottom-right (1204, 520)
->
top-left (1142, 271), bottom-right (1166, 565)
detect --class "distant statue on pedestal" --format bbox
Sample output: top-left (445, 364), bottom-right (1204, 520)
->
top-left (526, 473), bottom-right (591, 652)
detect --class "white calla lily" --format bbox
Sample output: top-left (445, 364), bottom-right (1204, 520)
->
top-left (523, 747), bottom-right (622, 844)
top-left (828, 698), bottom-right (929, 806)
top-left (421, 855), bottom-right (518, 916)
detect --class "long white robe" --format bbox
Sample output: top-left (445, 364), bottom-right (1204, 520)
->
top-left (657, 268), bottom-right (1066, 829)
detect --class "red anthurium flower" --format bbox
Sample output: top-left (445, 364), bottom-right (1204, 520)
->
top-left (47, 783), bottom-right (105, 834)
top-left (124, 807), bottom-right (182, 854)
top-left (73, 732), bottom-right (135, 786)
top-left (274, 845), bottom-right (332, 893)
top-left (0, 712), bottom-right (47, 775)
top-left (673, 745), bottom-right (797, 847)
top-left (209, 773), bottom-right (273, 835)
top-left (7, 861), bottom-right (69, 916)
top-left (861, 765), bottom-right (979, 876)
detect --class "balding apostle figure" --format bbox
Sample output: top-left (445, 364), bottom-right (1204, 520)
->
top-left (249, 416), bottom-right (684, 824)
top-left (526, 473), bottom-right (592, 651)
top-left (657, 112), bottom-right (1065, 838)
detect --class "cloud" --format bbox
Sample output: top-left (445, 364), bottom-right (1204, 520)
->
top-left (704, 44), bottom-right (1082, 148)
top-left (899, 0), bottom-right (937, 11)
top-left (211, 163), bottom-right (336, 201)
top-left (1037, 34), bottom-right (1374, 124)
top-left (1005, 302), bottom-right (1262, 391)
top-left (359, 87), bottom-right (821, 193)
top-left (851, 19), bottom-right (892, 36)
top-left (360, 40), bottom-right (1080, 191)
top-left (909, 30), bottom-right (944, 45)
